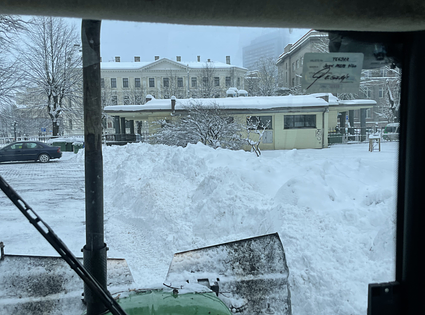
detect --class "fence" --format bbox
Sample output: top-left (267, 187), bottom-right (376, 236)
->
top-left (328, 127), bottom-right (393, 145)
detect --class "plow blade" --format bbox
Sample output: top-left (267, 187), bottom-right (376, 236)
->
top-left (0, 254), bottom-right (135, 315)
top-left (165, 233), bottom-right (291, 315)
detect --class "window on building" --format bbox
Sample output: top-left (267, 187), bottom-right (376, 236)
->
top-left (111, 95), bottom-right (118, 105)
top-left (163, 78), bottom-right (169, 87)
top-left (300, 57), bottom-right (303, 67)
top-left (284, 115), bottom-right (316, 129)
top-left (202, 77), bottom-right (208, 85)
top-left (292, 78), bottom-right (295, 86)
top-left (247, 115), bottom-right (272, 129)
top-left (149, 78), bottom-right (155, 87)
top-left (292, 62), bottom-right (295, 70)
top-left (225, 76), bottom-right (231, 87)
top-left (379, 87), bottom-right (384, 98)
top-left (101, 78), bottom-right (105, 88)
top-left (124, 96), bottom-right (130, 105)
top-left (366, 108), bottom-right (372, 118)
top-left (177, 77), bottom-right (183, 88)
top-left (237, 77), bottom-right (240, 87)
top-left (191, 77), bottom-right (197, 88)
top-left (296, 60), bottom-right (299, 68)
top-left (111, 78), bottom-right (117, 88)
top-left (135, 78), bottom-right (141, 88)
top-left (123, 78), bottom-right (129, 88)
top-left (214, 77), bottom-right (220, 86)
top-left (69, 119), bottom-right (73, 130)
top-left (135, 95), bottom-right (142, 104)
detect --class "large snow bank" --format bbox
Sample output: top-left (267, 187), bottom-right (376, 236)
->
top-left (97, 142), bottom-right (397, 315)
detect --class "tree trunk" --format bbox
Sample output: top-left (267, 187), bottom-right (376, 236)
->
top-left (52, 120), bottom-right (59, 136)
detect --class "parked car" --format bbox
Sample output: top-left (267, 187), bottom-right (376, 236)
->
top-left (383, 123), bottom-right (400, 141)
top-left (0, 141), bottom-right (62, 163)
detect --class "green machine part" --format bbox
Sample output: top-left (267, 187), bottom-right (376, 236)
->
top-left (102, 289), bottom-right (232, 315)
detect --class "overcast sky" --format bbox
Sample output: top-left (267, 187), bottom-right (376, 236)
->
top-left (72, 19), bottom-right (309, 66)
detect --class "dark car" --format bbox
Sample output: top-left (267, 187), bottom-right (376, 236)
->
top-left (0, 141), bottom-right (62, 163)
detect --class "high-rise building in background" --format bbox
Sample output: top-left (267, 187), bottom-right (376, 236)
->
top-left (242, 30), bottom-right (290, 71)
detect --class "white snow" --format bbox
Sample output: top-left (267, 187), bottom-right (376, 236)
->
top-left (0, 141), bottom-right (398, 314)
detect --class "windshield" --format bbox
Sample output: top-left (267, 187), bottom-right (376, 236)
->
top-left (0, 16), bottom-right (399, 315)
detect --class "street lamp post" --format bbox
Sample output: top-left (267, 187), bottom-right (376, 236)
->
top-left (13, 121), bottom-right (17, 141)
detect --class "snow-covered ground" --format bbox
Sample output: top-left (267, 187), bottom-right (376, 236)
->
top-left (0, 141), bottom-right (398, 314)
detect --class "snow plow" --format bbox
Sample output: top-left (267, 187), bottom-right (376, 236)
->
top-left (0, 175), bottom-right (291, 315)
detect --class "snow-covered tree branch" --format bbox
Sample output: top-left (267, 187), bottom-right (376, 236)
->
top-left (151, 101), bottom-right (244, 150)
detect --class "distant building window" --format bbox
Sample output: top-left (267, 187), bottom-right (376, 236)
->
top-left (237, 77), bottom-right (240, 87)
top-left (247, 115), bottom-right (272, 129)
top-left (177, 77), bottom-right (183, 88)
top-left (379, 87), bottom-right (384, 98)
top-left (111, 78), bottom-right (117, 88)
top-left (292, 62), bottom-right (295, 70)
top-left (284, 115), bottom-right (316, 129)
top-left (225, 77), bottom-right (231, 87)
top-left (101, 78), bottom-right (105, 88)
top-left (163, 78), bottom-right (169, 88)
top-left (202, 77), bottom-right (208, 85)
top-left (123, 78), bottom-right (129, 88)
top-left (214, 77), bottom-right (220, 87)
top-left (300, 57), bottom-right (303, 67)
top-left (191, 77), bottom-right (197, 88)
top-left (111, 96), bottom-right (118, 105)
top-left (135, 95), bottom-right (142, 104)
top-left (135, 78), bottom-right (141, 88)
top-left (149, 78), bottom-right (155, 88)
top-left (366, 108), bottom-right (372, 118)
top-left (296, 60), bottom-right (299, 68)
top-left (124, 96), bottom-right (130, 105)
top-left (69, 119), bottom-right (73, 130)
top-left (292, 78), bottom-right (295, 86)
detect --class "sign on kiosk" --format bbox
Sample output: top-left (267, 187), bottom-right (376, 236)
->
top-left (301, 53), bottom-right (364, 94)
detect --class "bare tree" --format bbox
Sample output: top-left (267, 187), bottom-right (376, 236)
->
top-left (18, 17), bottom-right (82, 136)
top-left (256, 57), bottom-right (279, 96)
top-left (122, 82), bottom-right (145, 104)
top-left (245, 71), bottom-right (260, 96)
top-left (0, 15), bottom-right (27, 107)
top-left (151, 101), bottom-right (244, 149)
top-left (162, 70), bottom-right (182, 98)
top-left (199, 62), bottom-right (220, 98)
top-left (245, 116), bottom-right (270, 157)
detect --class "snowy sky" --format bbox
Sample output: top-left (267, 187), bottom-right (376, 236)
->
top-left (66, 18), bottom-right (309, 65)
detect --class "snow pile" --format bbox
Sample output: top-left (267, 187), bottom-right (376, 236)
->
top-left (95, 142), bottom-right (398, 315)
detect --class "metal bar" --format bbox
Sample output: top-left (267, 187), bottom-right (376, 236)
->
top-left (396, 31), bottom-right (425, 315)
top-left (0, 176), bottom-right (128, 315)
top-left (82, 19), bottom-right (110, 315)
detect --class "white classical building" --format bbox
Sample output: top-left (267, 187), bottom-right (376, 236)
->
top-left (100, 56), bottom-right (247, 104)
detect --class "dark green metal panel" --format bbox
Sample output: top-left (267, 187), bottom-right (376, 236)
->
top-left (102, 289), bottom-right (232, 315)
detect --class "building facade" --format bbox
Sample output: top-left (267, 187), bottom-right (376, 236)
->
top-left (276, 30), bottom-right (400, 128)
top-left (276, 30), bottom-right (328, 91)
top-left (100, 56), bottom-right (247, 105)
top-left (104, 94), bottom-right (375, 150)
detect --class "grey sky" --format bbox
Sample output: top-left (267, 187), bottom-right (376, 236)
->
top-left (95, 20), bottom-right (309, 66)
